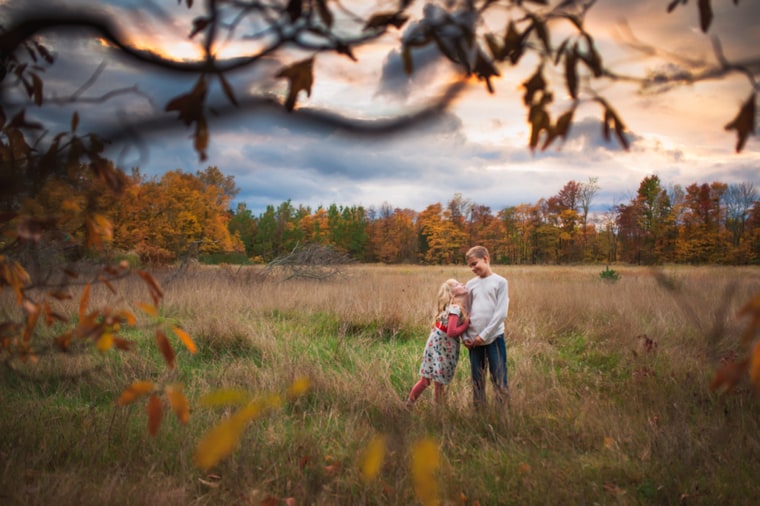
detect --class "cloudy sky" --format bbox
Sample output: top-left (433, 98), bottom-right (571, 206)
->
top-left (2, 0), bottom-right (759, 216)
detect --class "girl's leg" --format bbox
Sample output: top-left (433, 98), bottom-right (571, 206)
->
top-left (408, 377), bottom-right (431, 403)
top-left (433, 382), bottom-right (445, 404)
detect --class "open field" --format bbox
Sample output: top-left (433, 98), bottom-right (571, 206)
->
top-left (2, 264), bottom-right (760, 505)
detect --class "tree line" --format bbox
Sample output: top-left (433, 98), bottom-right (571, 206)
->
top-left (31, 164), bottom-right (757, 266)
top-left (231, 175), bottom-right (760, 265)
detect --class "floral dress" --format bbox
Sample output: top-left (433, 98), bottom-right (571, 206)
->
top-left (418, 304), bottom-right (467, 385)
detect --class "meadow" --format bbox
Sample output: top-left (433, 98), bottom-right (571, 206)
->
top-left (1, 264), bottom-right (759, 505)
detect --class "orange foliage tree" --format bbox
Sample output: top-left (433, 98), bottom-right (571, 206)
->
top-left (110, 168), bottom-right (244, 264)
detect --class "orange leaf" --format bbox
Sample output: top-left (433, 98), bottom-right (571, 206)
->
top-left (156, 330), bottom-right (176, 369)
top-left (43, 301), bottom-right (68, 326)
top-left (98, 275), bottom-right (116, 294)
top-left (137, 302), bottom-right (158, 317)
top-left (147, 394), bottom-right (163, 436)
top-left (749, 340), bottom-right (760, 389)
top-left (117, 381), bottom-right (155, 405)
top-left (47, 290), bottom-right (72, 300)
top-left (54, 331), bottom-right (73, 351)
top-left (137, 270), bottom-right (164, 305)
top-left (79, 283), bottom-right (91, 320)
top-left (113, 337), bottom-right (134, 351)
top-left (172, 325), bottom-right (197, 354)
top-left (166, 383), bottom-right (190, 424)
top-left (23, 301), bottom-right (40, 341)
top-left (119, 310), bottom-right (137, 326)
top-left (709, 358), bottom-right (749, 393)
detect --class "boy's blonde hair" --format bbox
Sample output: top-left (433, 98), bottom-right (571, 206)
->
top-left (465, 245), bottom-right (489, 261)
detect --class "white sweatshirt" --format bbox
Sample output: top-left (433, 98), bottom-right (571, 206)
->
top-left (464, 272), bottom-right (509, 345)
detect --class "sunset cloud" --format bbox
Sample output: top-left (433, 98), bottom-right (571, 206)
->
top-left (1, 0), bottom-right (757, 216)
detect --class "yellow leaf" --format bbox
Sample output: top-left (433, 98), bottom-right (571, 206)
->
top-left (603, 437), bottom-right (616, 450)
top-left (96, 332), bottom-right (113, 352)
top-left (118, 381), bottom-right (155, 405)
top-left (411, 438), bottom-right (440, 506)
top-left (194, 400), bottom-right (265, 470)
top-left (137, 302), bottom-right (158, 317)
top-left (79, 283), bottom-right (91, 320)
top-left (147, 394), bottom-right (163, 436)
top-left (287, 376), bottom-right (311, 399)
top-left (198, 389), bottom-right (249, 408)
top-left (172, 325), bottom-right (197, 354)
top-left (359, 434), bottom-right (387, 483)
top-left (166, 383), bottom-right (190, 424)
top-left (749, 340), bottom-right (760, 389)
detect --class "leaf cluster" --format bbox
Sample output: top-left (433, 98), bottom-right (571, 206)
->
top-left (0, 0), bottom-right (754, 168)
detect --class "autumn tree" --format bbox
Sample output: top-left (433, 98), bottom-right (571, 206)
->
top-left (616, 175), bottom-right (674, 264)
top-left (365, 203), bottom-right (418, 263)
top-left (109, 168), bottom-right (244, 263)
top-left (417, 202), bottom-right (468, 264)
top-left (676, 182), bottom-right (730, 263)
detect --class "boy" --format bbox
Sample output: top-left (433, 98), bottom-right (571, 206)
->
top-left (463, 245), bottom-right (509, 406)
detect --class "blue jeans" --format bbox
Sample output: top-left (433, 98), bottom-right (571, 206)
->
top-left (468, 334), bottom-right (508, 406)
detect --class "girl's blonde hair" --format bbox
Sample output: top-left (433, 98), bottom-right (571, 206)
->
top-left (435, 279), bottom-right (456, 313)
top-left (434, 278), bottom-right (468, 321)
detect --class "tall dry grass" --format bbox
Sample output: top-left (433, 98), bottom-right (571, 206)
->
top-left (1, 264), bottom-right (759, 505)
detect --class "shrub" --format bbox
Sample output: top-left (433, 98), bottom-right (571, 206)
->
top-left (599, 266), bottom-right (620, 282)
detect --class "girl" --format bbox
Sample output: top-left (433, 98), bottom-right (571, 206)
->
top-left (405, 278), bottom-right (470, 406)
